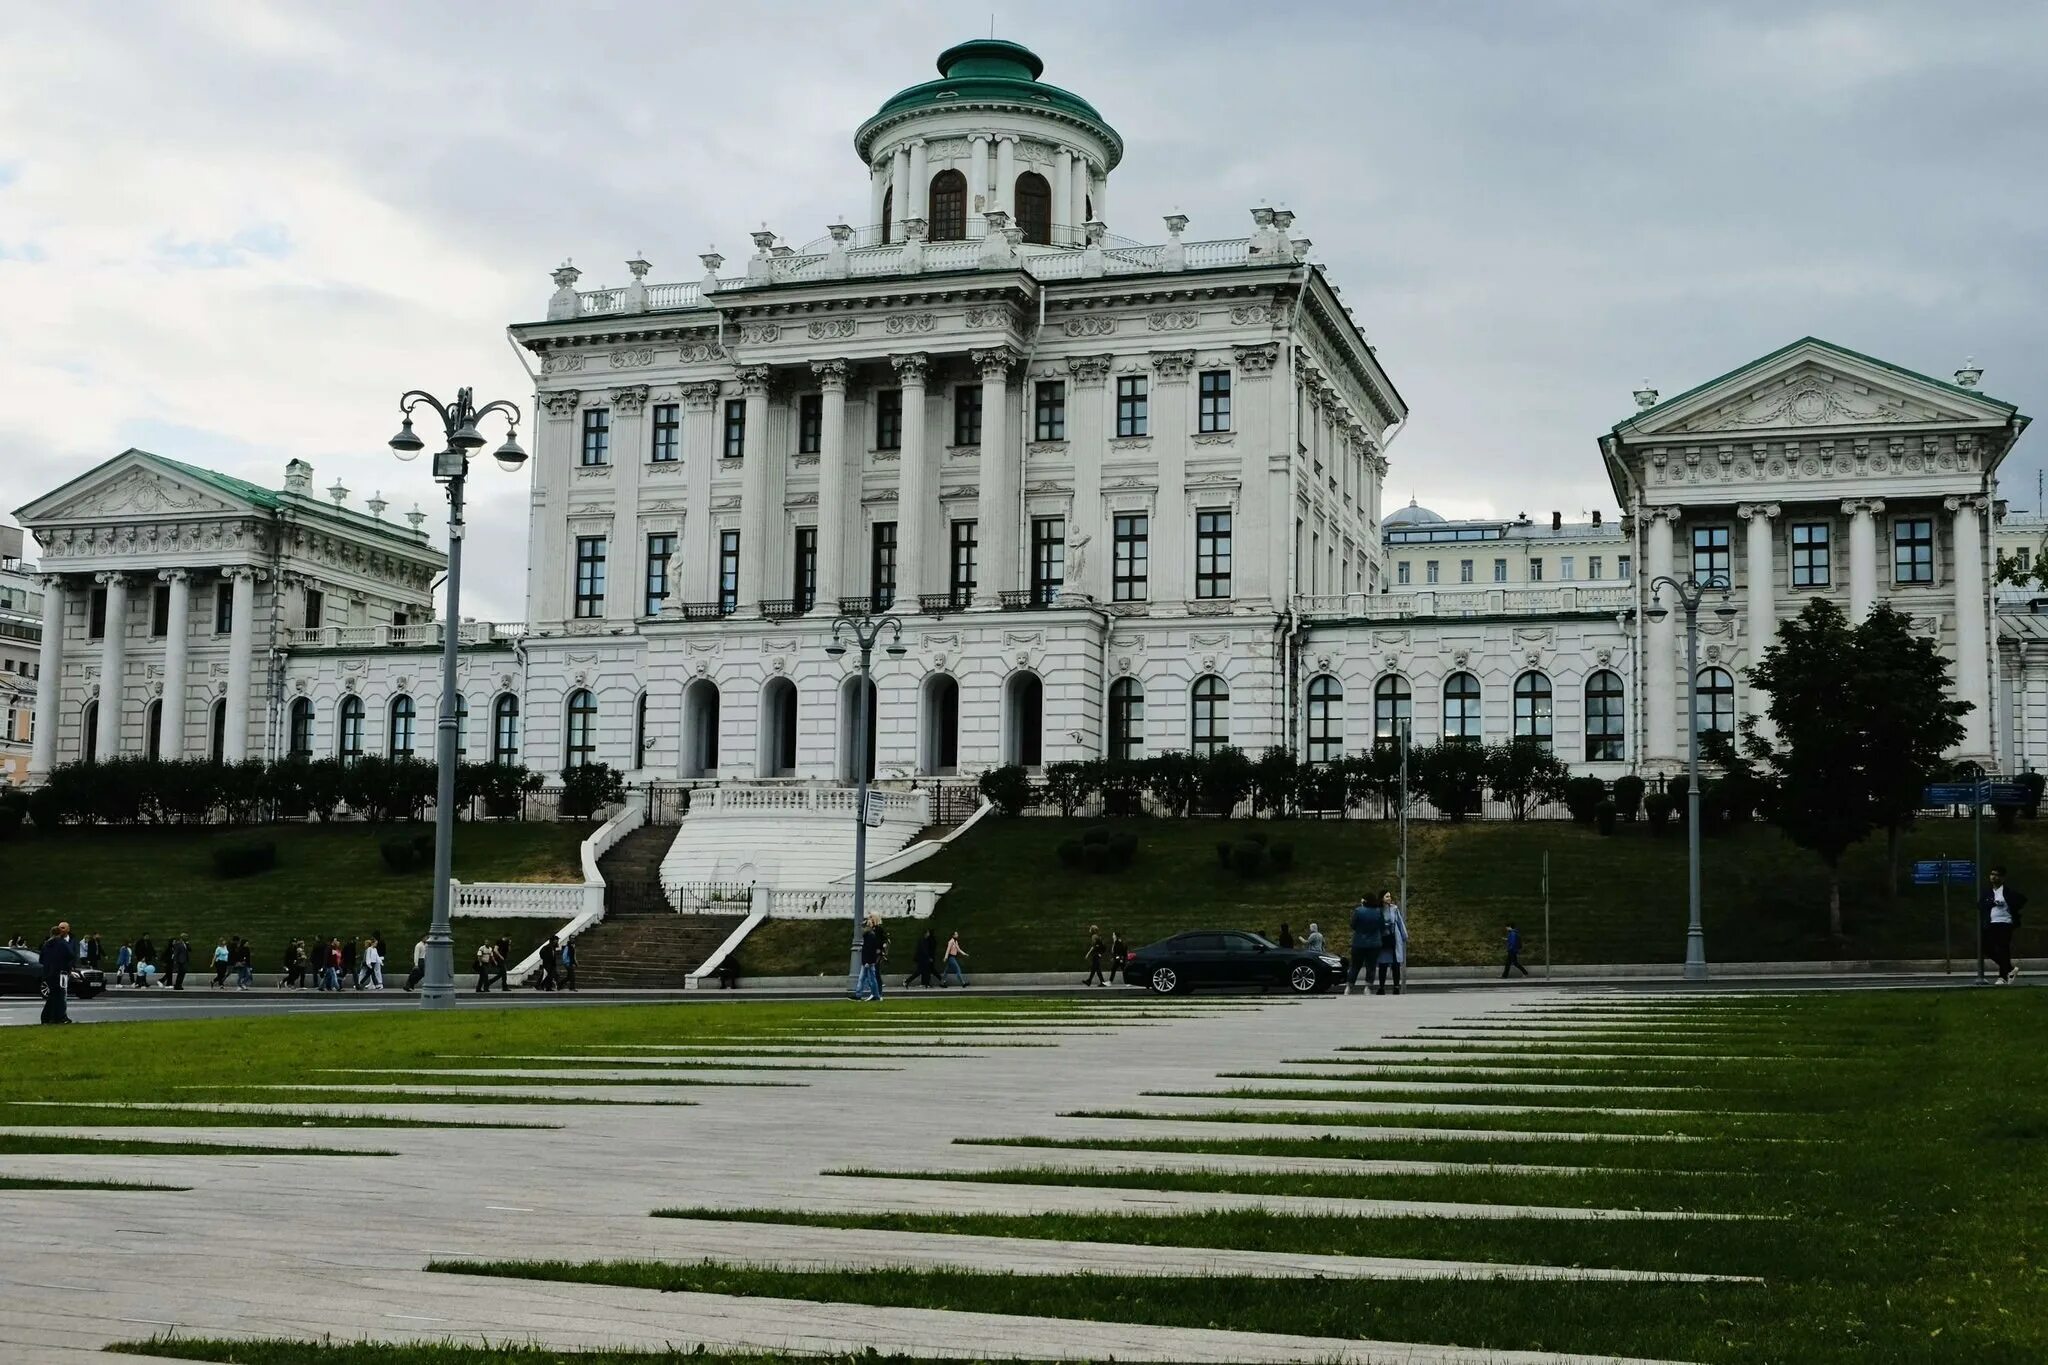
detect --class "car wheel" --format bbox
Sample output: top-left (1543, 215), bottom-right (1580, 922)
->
top-left (1288, 963), bottom-right (1321, 994)
top-left (37, 980), bottom-right (50, 999)
top-left (1149, 966), bottom-right (1181, 995)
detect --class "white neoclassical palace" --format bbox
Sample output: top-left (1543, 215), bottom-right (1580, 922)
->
top-left (12, 38), bottom-right (2041, 794)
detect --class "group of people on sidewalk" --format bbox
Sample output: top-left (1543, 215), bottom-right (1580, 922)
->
top-left (1344, 892), bottom-right (1410, 995)
top-left (855, 918), bottom-right (969, 999)
top-left (282, 935), bottom-right (405, 990)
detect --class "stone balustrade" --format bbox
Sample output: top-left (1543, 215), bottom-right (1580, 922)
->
top-left (1294, 583), bottom-right (1634, 622)
top-left (285, 620), bottom-right (520, 650)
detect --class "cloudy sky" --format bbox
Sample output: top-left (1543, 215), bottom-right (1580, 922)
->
top-left (3, 0), bottom-right (2042, 620)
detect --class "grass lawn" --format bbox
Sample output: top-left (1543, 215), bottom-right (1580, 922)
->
top-left (115, 1343), bottom-right (1017, 1365)
top-left (429, 989), bottom-right (2048, 1364)
top-left (743, 815), bottom-right (2048, 973)
top-left (0, 821), bottom-right (587, 968)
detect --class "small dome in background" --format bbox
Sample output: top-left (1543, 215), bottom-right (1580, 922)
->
top-left (1382, 498), bottom-right (1444, 528)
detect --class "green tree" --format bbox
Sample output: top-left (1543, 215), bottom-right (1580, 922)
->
top-left (1485, 737), bottom-right (1570, 821)
top-left (1411, 740), bottom-right (1486, 821)
top-left (1854, 604), bottom-right (1972, 895)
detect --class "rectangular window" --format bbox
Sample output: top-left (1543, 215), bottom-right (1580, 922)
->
top-left (1617, 554), bottom-right (1632, 579)
top-left (574, 536), bottom-right (608, 618)
top-left (1494, 558), bottom-right (1509, 583)
top-left (870, 521), bottom-right (897, 610)
top-left (793, 527), bottom-right (818, 612)
top-left (2018, 548), bottom-right (2033, 573)
top-left (1034, 381), bottom-right (1066, 441)
top-left (151, 585), bottom-right (171, 637)
top-left (1692, 525), bottom-right (1731, 584)
top-left (644, 533), bottom-right (675, 617)
top-left (1030, 517), bottom-right (1065, 605)
top-left (952, 385), bottom-right (982, 447)
top-left (1459, 559), bottom-right (1474, 583)
top-left (303, 587), bottom-right (323, 630)
top-left (1894, 518), bottom-right (1934, 584)
top-left (950, 520), bottom-right (978, 602)
top-left (1425, 560), bottom-right (1439, 585)
top-left (1561, 555), bottom-right (1576, 581)
top-left (1588, 556), bottom-right (1603, 581)
top-left (1529, 558), bottom-right (1544, 583)
top-left (722, 399), bottom-right (746, 458)
top-left (1195, 509), bottom-right (1233, 599)
top-left (796, 394), bottom-right (822, 455)
top-left (1790, 523), bottom-right (1831, 588)
top-left (718, 531), bottom-right (741, 613)
top-left (650, 403), bottom-right (680, 462)
top-left (1112, 513), bottom-right (1150, 602)
top-left (1396, 561), bottom-right (1411, 586)
top-left (214, 582), bottom-right (233, 634)
top-left (88, 587), bottom-right (107, 640)
top-left (875, 389), bottom-right (902, 450)
top-left (1197, 370), bottom-right (1232, 433)
top-left (1116, 376), bottom-right (1148, 438)
top-left (580, 408), bottom-right (610, 466)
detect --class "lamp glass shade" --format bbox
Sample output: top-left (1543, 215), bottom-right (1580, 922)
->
top-left (388, 418), bottom-right (424, 458)
top-left (1647, 607), bottom-right (1670, 622)
top-left (824, 643), bottom-right (848, 658)
top-left (885, 643), bottom-right (907, 657)
top-left (494, 430), bottom-right (528, 471)
top-left (450, 420), bottom-right (487, 451)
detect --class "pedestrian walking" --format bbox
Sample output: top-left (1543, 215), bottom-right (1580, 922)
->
top-left (1502, 923), bottom-right (1530, 978)
top-left (560, 936), bottom-right (577, 990)
top-left (473, 941), bottom-right (496, 993)
top-left (234, 937), bottom-right (255, 990)
top-left (405, 938), bottom-right (426, 992)
top-left (341, 937), bottom-right (358, 989)
top-left (282, 940), bottom-right (304, 989)
top-left (942, 930), bottom-right (969, 987)
top-left (1107, 929), bottom-right (1126, 984)
top-left (1374, 892), bottom-right (1408, 995)
top-left (906, 928), bottom-right (937, 988)
top-left (84, 933), bottom-right (103, 970)
top-left (115, 941), bottom-right (134, 987)
top-left (493, 936), bottom-right (513, 991)
top-left (322, 938), bottom-right (343, 992)
top-left (1276, 923), bottom-right (1296, 949)
top-left (1083, 925), bottom-right (1107, 986)
top-left (361, 938), bottom-right (384, 990)
top-left (1304, 922), bottom-right (1325, 953)
top-left (1982, 868), bottom-right (2026, 985)
top-left (169, 934), bottom-right (191, 990)
top-left (537, 936), bottom-right (559, 991)
top-left (855, 915), bottom-right (886, 1001)
top-left (211, 939), bottom-right (231, 989)
top-left (1347, 894), bottom-right (1386, 995)
top-left (39, 921), bottom-right (75, 1025)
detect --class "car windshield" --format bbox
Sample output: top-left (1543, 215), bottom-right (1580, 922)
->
top-left (14, 949), bottom-right (39, 966)
top-left (1241, 933), bottom-right (1279, 949)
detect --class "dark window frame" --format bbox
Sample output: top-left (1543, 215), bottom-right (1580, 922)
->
top-left (1790, 521), bottom-right (1831, 588)
top-left (1373, 675), bottom-right (1412, 743)
top-left (722, 399), bottom-right (746, 458)
top-left (796, 393), bottom-right (822, 455)
top-left (1197, 370), bottom-right (1232, 433)
top-left (491, 693), bottom-right (520, 765)
top-left (1443, 671), bottom-right (1482, 741)
top-left (718, 530), bottom-right (741, 614)
top-left (1691, 524), bottom-right (1732, 585)
top-left (1585, 669), bottom-right (1625, 761)
top-left (644, 532), bottom-right (676, 618)
top-left (1112, 512), bottom-right (1149, 602)
top-left (1030, 516), bottom-right (1065, 605)
top-left (1191, 674), bottom-right (1230, 757)
top-left (580, 408), bottom-right (611, 467)
top-left (1116, 375), bottom-right (1148, 438)
top-left (573, 535), bottom-right (607, 618)
top-left (565, 688), bottom-right (598, 768)
top-left (1305, 674), bottom-right (1343, 764)
top-left (949, 520), bottom-right (978, 601)
top-left (1109, 677), bottom-right (1145, 760)
top-left (1033, 380), bottom-right (1066, 441)
top-left (1195, 509), bottom-right (1233, 599)
top-left (875, 388), bottom-right (903, 451)
top-left (1893, 518), bottom-right (1935, 585)
top-left (928, 168), bottom-right (967, 241)
top-left (870, 521), bottom-right (898, 610)
top-left (952, 384), bottom-right (982, 447)
top-left (1513, 671), bottom-right (1554, 752)
top-left (793, 527), bottom-right (818, 613)
top-left (650, 402), bottom-right (680, 462)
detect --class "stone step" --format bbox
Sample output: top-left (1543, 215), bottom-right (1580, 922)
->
top-left (570, 910), bottom-right (748, 986)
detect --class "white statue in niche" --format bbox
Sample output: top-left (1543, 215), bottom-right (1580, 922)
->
top-left (1060, 530), bottom-right (1093, 604)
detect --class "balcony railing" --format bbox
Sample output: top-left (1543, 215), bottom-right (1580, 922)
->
top-left (285, 621), bottom-right (520, 649)
top-left (1000, 588), bottom-right (1057, 611)
top-left (1294, 584), bottom-right (1635, 622)
top-left (919, 592), bottom-right (972, 614)
top-left (758, 598), bottom-right (802, 621)
top-left (676, 601), bottom-right (733, 621)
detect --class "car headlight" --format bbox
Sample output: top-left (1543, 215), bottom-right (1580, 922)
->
top-left (1320, 955), bottom-right (1344, 967)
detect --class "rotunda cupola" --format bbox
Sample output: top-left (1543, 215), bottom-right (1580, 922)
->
top-left (854, 39), bottom-right (1123, 249)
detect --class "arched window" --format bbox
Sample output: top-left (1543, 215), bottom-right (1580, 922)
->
top-left (338, 695), bottom-right (365, 763)
top-left (633, 691), bottom-right (649, 768)
top-left (927, 168), bottom-right (967, 241)
top-left (145, 699), bottom-right (163, 760)
top-left (566, 688), bottom-right (598, 768)
top-left (81, 701), bottom-right (98, 763)
top-left (880, 186), bottom-right (893, 245)
top-left (1109, 677), bottom-right (1145, 761)
top-left (287, 697), bottom-right (314, 761)
top-left (1015, 171), bottom-right (1052, 244)
top-left (389, 694), bottom-right (416, 758)
top-left (1443, 671), bottom-right (1482, 741)
top-left (209, 697), bottom-right (227, 763)
top-left (1513, 671), bottom-right (1553, 751)
top-left (1585, 670), bottom-right (1626, 762)
top-left (1191, 674), bottom-right (1230, 756)
top-left (492, 694), bottom-right (520, 765)
top-left (1695, 668), bottom-right (1735, 738)
top-left (452, 693), bottom-right (469, 760)
top-left (1003, 672), bottom-right (1043, 769)
top-left (1373, 675), bottom-right (1412, 745)
top-left (1306, 675), bottom-right (1343, 763)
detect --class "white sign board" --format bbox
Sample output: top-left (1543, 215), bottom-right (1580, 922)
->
top-left (862, 791), bottom-right (885, 828)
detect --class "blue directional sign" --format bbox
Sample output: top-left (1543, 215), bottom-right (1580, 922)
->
top-left (1986, 782), bottom-right (2029, 806)
top-left (1913, 860), bottom-right (1944, 885)
top-left (1947, 860), bottom-right (1976, 882)
top-left (1924, 782), bottom-right (1987, 806)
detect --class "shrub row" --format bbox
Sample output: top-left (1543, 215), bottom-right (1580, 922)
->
top-left (1055, 823), bottom-right (1140, 874)
top-left (20, 756), bottom-right (553, 828)
top-left (209, 839), bottom-right (277, 879)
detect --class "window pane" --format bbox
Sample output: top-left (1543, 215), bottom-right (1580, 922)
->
top-left (581, 409), bottom-right (610, 466)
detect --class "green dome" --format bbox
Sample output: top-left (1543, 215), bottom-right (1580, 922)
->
top-left (855, 39), bottom-right (1122, 168)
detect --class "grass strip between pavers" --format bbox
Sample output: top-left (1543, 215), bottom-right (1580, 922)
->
top-left (0, 1103), bottom-right (540, 1130)
top-left (951, 1132), bottom-right (1768, 1172)
top-left (111, 1338), bottom-right (1037, 1365)
top-left (1060, 1105), bottom-right (1780, 1137)
top-left (1151, 1084), bottom-right (1759, 1111)
top-left (0, 1134), bottom-right (393, 1156)
top-left (0, 1175), bottom-right (191, 1190)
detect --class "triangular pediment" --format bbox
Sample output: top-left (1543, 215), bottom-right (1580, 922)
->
top-left (1616, 338), bottom-right (2017, 442)
top-left (15, 449), bottom-right (252, 525)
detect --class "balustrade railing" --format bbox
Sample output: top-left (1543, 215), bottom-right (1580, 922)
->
top-left (285, 620), bottom-right (518, 650)
top-left (1294, 584), bottom-right (1633, 622)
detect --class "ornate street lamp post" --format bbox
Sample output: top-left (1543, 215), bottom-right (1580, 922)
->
top-left (826, 611), bottom-right (905, 997)
top-left (1647, 573), bottom-right (1736, 982)
top-left (388, 388), bottom-right (525, 1009)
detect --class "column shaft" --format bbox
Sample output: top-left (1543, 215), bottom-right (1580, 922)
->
top-left (736, 369), bottom-right (772, 614)
top-left (1151, 351), bottom-right (1194, 605)
top-left (814, 363), bottom-right (851, 609)
top-left (29, 577), bottom-right (64, 778)
top-left (894, 356), bottom-right (931, 602)
top-left (680, 384), bottom-right (721, 605)
top-left (1065, 358), bottom-right (1108, 602)
top-left (224, 570), bottom-right (256, 761)
top-left (1071, 156), bottom-right (1090, 226)
top-left (1953, 497), bottom-right (1991, 754)
top-left (1052, 148), bottom-right (1074, 240)
top-left (995, 138), bottom-right (1016, 218)
top-left (973, 352), bottom-right (1018, 605)
top-left (907, 139), bottom-right (928, 219)
top-left (891, 147), bottom-right (910, 238)
top-left (96, 574), bottom-right (128, 758)
top-left (1847, 500), bottom-right (1882, 621)
top-left (160, 571), bottom-right (191, 757)
top-left (1645, 512), bottom-right (1678, 762)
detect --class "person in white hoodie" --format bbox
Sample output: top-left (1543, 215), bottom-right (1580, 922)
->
top-left (1373, 891), bottom-right (1409, 995)
top-left (361, 939), bottom-right (385, 990)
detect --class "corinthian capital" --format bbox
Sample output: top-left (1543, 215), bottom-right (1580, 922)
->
top-left (888, 353), bottom-right (929, 386)
top-left (813, 359), bottom-right (851, 390)
top-left (971, 346), bottom-right (1021, 381)
top-left (735, 365), bottom-right (772, 397)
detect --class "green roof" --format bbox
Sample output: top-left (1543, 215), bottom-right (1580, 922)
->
top-left (1614, 335), bottom-right (2018, 434)
top-left (146, 452), bottom-right (281, 509)
top-left (855, 39), bottom-right (1121, 167)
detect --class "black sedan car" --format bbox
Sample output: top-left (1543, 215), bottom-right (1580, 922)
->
top-left (0, 946), bottom-right (107, 1000)
top-left (1124, 931), bottom-right (1345, 995)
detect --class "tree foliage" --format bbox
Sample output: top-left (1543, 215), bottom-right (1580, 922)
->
top-left (1485, 737), bottom-right (1571, 821)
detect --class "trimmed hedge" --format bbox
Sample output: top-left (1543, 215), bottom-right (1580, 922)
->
top-left (25, 756), bottom-right (546, 828)
top-left (210, 840), bottom-right (277, 879)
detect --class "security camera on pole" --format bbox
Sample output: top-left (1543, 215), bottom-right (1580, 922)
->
top-left (1646, 572), bottom-right (1735, 983)
top-left (387, 388), bottom-right (526, 1009)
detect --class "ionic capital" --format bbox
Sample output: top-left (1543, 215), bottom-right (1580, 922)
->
top-left (1736, 502), bottom-right (1781, 523)
top-left (1065, 354), bottom-right (1113, 387)
top-left (156, 568), bottom-right (191, 585)
top-left (679, 381), bottom-right (722, 412)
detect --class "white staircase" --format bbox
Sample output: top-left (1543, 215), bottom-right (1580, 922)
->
top-left (658, 784), bottom-right (931, 896)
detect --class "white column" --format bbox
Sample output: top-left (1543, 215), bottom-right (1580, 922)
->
top-left (736, 366), bottom-right (773, 614)
top-left (1846, 498), bottom-right (1883, 621)
top-left (1151, 350), bottom-right (1195, 605)
top-left (679, 382), bottom-right (721, 606)
top-left (1064, 355), bottom-right (1111, 602)
top-left (1738, 504), bottom-right (1779, 743)
top-left (1952, 494), bottom-right (1991, 755)
top-left (995, 137), bottom-right (1016, 218)
top-left (29, 575), bottom-right (64, 778)
top-left (1071, 156), bottom-right (1090, 229)
top-left (224, 567), bottom-right (257, 761)
top-left (890, 146), bottom-right (911, 238)
top-left (158, 569), bottom-right (191, 757)
top-left (892, 353), bottom-right (931, 602)
top-left (967, 134), bottom-right (989, 235)
top-left (1052, 148), bottom-right (1074, 241)
top-left (869, 163), bottom-right (887, 235)
top-left (95, 571), bottom-right (127, 758)
top-left (1645, 509), bottom-right (1678, 762)
top-left (813, 360), bottom-right (851, 610)
top-left (973, 347), bottom-right (1019, 605)
top-left (907, 138), bottom-right (928, 222)
top-left (1091, 169), bottom-right (1107, 225)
